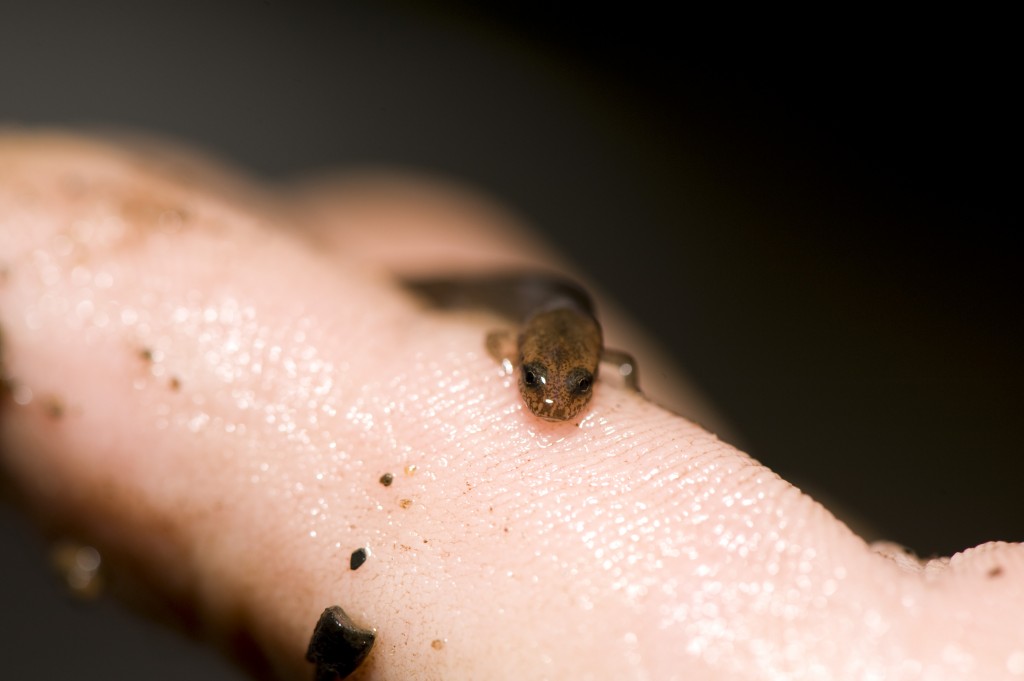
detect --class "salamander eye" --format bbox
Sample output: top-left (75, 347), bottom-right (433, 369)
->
top-left (569, 369), bottom-right (594, 395)
top-left (521, 363), bottom-right (546, 388)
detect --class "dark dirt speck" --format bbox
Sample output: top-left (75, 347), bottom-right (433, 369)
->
top-left (350, 547), bottom-right (369, 570)
top-left (379, 472), bottom-right (393, 487)
top-left (306, 606), bottom-right (375, 681)
top-left (44, 397), bottom-right (65, 419)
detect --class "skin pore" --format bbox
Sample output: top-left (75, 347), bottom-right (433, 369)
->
top-left (1, 132), bottom-right (1023, 680)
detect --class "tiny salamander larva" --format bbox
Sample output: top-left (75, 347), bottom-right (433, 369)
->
top-left (407, 273), bottom-right (638, 421)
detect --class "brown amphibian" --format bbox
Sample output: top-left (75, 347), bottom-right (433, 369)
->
top-left (407, 274), bottom-right (637, 421)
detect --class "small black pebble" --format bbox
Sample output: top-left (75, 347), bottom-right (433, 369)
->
top-left (306, 606), bottom-right (375, 681)
top-left (379, 472), bottom-right (393, 487)
top-left (350, 547), bottom-right (369, 570)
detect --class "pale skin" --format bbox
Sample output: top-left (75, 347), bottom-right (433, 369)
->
top-left (1, 132), bottom-right (1023, 680)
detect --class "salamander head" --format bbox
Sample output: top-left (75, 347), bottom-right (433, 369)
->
top-left (516, 307), bottom-right (602, 421)
top-left (518, 360), bottom-right (595, 421)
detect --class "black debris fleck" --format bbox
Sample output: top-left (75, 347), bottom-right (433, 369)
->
top-left (350, 547), bottom-right (369, 571)
top-left (306, 606), bottom-right (375, 681)
top-left (379, 472), bottom-right (393, 487)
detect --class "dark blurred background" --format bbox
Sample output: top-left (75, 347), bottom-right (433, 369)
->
top-left (1, 2), bottom-right (1020, 678)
